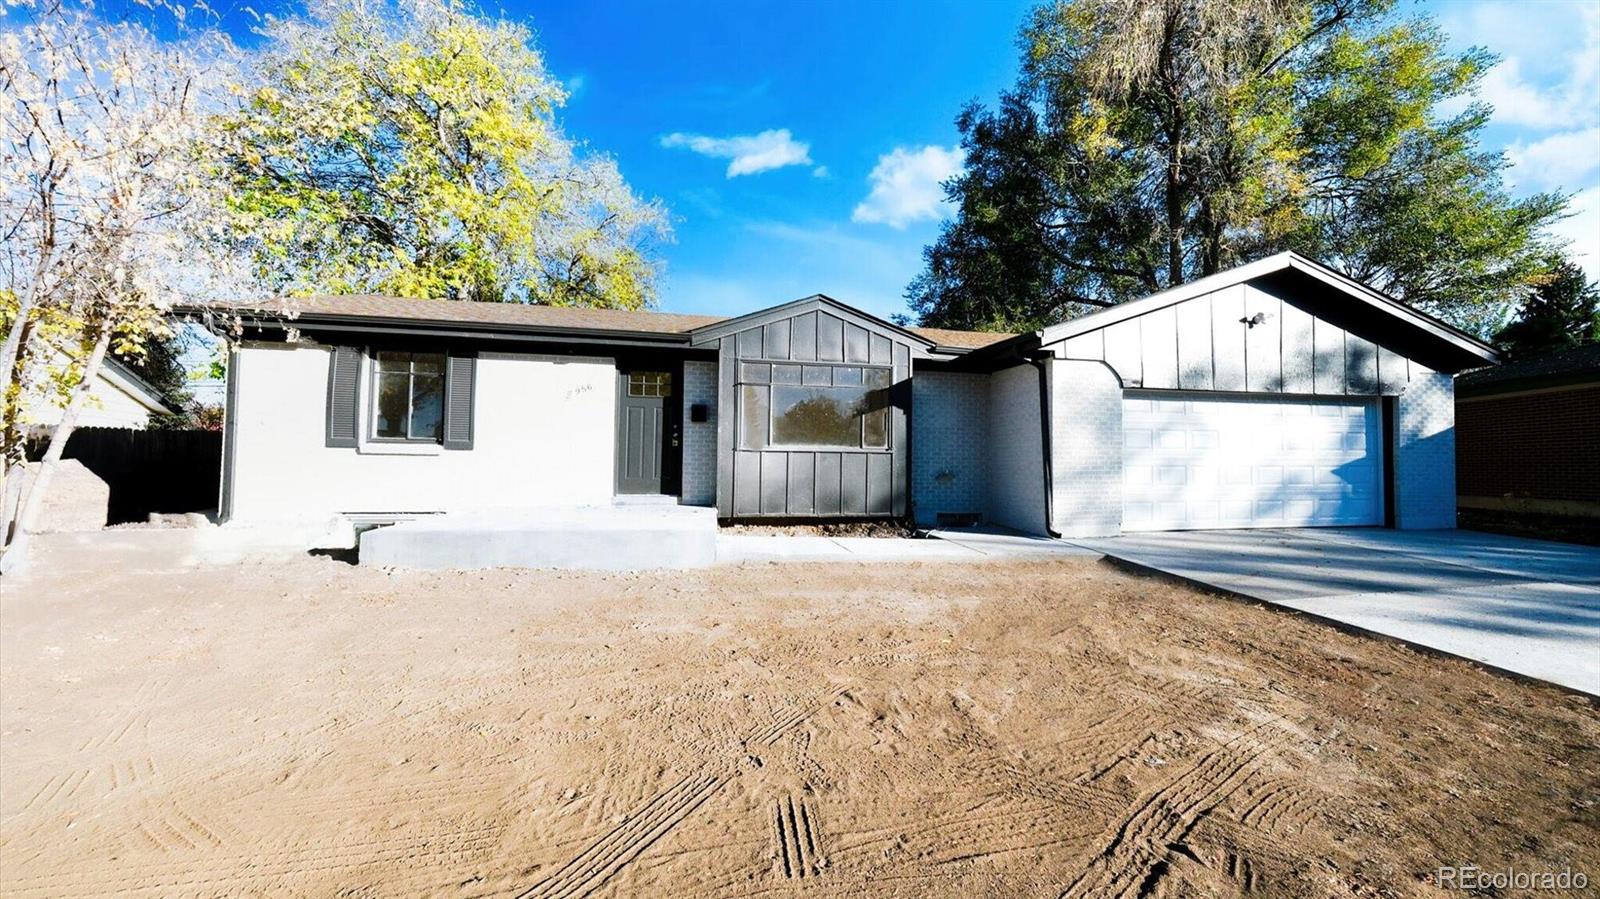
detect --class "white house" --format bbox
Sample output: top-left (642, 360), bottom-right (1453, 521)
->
top-left (199, 252), bottom-right (1495, 548)
top-left (20, 351), bottom-right (176, 430)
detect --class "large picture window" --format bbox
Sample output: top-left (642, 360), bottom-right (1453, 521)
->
top-left (739, 363), bottom-right (890, 449)
top-left (372, 351), bottom-right (444, 442)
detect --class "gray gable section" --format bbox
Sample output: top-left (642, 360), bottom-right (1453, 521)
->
top-left (689, 295), bottom-right (936, 356)
top-left (707, 295), bottom-right (917, 519)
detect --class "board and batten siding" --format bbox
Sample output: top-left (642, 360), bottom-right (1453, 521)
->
top-left (1052, 282), bottom-right (1426, 395)
top-left (712, 305), bottom-right (914, 518)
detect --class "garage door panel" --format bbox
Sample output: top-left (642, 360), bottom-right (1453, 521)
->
top-left (1121, 393), bottom-right (1382, 531)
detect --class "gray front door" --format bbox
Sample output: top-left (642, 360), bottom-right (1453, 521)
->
top-left (616, 369), bottom-right (674, 494)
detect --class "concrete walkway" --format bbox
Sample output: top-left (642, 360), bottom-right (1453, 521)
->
top-left (717, 527), bottom-right (1097, 564)
top-left (1070, 528), bottom-right (1600, 696)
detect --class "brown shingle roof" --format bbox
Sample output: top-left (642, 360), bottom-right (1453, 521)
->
top-left (219, 295), bottom-right (725, 335)
top-left (908, 327), bottom-right (1017, 349)
top-left (209, 295), bottom-right (1010, 349)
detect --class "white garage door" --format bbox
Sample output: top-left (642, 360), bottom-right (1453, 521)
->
top-left (1122, 393), bottom-right (1382, 531)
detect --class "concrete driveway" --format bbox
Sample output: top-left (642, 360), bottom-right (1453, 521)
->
top-left (1069, 528), bottom-right (1600, 696)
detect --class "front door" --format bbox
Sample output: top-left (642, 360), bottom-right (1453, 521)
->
top-left (615, 368), bottom-right (680, 495)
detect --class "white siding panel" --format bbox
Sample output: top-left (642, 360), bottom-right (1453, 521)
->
top-left (1175, 296), bottom-right (1214, 390)
top-left (1139, 306), bottom-right (1179, 389)
top-left (1103, 320), bottom-right (1143, 387)
top-left (1312, 318), bottom-right (1347, 395)
top-left (1280, 301), bottom-right (1315, 394)
top-left (1210, 284), bottom-right (1247, 391)
top-left (1243, 286), bottom-right (1282, 392)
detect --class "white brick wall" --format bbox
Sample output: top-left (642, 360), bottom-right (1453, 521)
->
top-left (910, 372), bottom-right (988, 525)
top-left (1394, 370), bottom-right (1456, 529)
top-left (1049, 359), bottom-right (1123, 537)
top-left (681, 360), bottom-right (717, 507)
top-left (986, 364), bottom-right (1049, 534)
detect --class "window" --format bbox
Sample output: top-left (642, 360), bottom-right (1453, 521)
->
top-left (627, 371), bottom-right (672, 397)
top-left (738, 363), bottom-right (891, 450)
top-left (372, 351), bottom-right (444, 442)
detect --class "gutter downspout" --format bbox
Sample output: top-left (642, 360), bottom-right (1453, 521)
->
top-left (1021, 349), bottom-right (1062, 539)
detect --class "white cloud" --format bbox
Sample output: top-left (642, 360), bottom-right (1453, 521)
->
top-left (851, 145), bottom-right (965, 229)
top-left (1506, 127), bottom-right (1600, 191)
top-left (659, 128), bottom-right (812, 178)
top-left (1551, 186), bottom-right (1600, 283)
top-left (1461, 3), bottom-right (1600, 131)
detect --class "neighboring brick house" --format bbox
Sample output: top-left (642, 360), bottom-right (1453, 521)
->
top-left (195, 251), bottom-right (1496, 545)
top-left (1456, 344), bottom-right (1600, 519)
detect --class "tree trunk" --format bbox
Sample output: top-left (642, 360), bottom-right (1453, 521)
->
top-left (6, 318), bottom-right (114, 562)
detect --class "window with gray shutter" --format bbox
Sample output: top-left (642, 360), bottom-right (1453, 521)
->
top-left (325, 345), bottom-right (362, 447)
top-left (442, 352), bottom-right (476, 450)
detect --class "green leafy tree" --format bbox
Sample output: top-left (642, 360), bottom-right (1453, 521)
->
top-left (219, 0), bottom-right (668, 308)
top-left (1493, 259), bottom-right (1600, 359)
top-left (910, 0), bottom-right (1565, 333)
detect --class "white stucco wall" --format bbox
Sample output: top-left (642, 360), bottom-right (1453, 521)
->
top-left (20, 351), bottom-right (161, 430)
top-left (227, 343), bottom-right (616, 522)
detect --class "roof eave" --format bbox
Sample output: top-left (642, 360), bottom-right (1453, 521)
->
top-left (181, 308), bottom-right (700, 348)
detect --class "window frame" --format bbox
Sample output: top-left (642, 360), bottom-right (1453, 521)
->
top-left (368, 350), bottom-right (447, 444)
top-left (736, 359), bottom-right (893, 452)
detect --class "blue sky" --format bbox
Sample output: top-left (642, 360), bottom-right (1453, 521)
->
top-left (496, 0), bottom-right (1598, 321)
top-left (518, 0), bottom-right (1031, 319)
top-left (180, 0), bottom-right (1598, 322)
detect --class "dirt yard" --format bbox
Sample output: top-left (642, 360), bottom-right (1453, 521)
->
top-left (2, 536), bottom-right (1596, 898)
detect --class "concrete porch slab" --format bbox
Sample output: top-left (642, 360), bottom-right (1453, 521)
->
top-left (359, 503), bottom-right (718, 571)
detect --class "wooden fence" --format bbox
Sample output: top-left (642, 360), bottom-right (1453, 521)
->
top-left (25, 427), bottom-right (222, 525)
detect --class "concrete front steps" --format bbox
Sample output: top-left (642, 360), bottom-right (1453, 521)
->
top-left (359, 499), bottom-right (718, 571)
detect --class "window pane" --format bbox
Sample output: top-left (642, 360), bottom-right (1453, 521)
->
top-left (410, 373), bottom-right (443, 440)
top-left (773, 385), bottom-right (864, 447)
top-left (740, 385), bottom-right (769, 449)
top-left (411, 354), bottom-right (444, 374)
top-left (657, 372), bottom-right (672, 397)
top-left (802, 365), bottom-right (831, 386)
top-left (833, 366), bottom-right (861, 386)
top-left (374, 372), bottom-right (409, 437)
top-left (864, 367), bottom-right (892, 388)
top-left (375, 351), bottom-right (410, 373)
top-left (862, 397), bottom-right (889, 448)
top-left (771, 364), bottom-right (802, 384)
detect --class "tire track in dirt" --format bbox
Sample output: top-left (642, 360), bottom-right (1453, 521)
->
top-left (771, 792), bottom-right (826, 880)
top-left (515, 772), bottom-right (728, 899)
top-left (512, 685), bottom-right (848, 899)
top-left (1056, 716), bottom-right (1307, 899)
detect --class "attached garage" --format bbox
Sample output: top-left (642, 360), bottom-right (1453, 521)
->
top-left (1120, 393), bottom-right (1382, 531)
top-left (953, 251), bottom-right (1505, 538)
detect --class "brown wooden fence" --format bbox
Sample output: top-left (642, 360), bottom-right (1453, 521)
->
top-left (25, 427), bottom-right (222, 525)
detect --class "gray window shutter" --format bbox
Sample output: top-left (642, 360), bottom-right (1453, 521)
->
top-left (325, 346), bottom-right (362, 448)
top-left (443, 351), bottom-right (476, 450)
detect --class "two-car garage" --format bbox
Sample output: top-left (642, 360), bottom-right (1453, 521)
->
top-left (1027, 252), bottom-right (1495, 537)
top-left (1120, 394), bottom-right (1383, 532)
